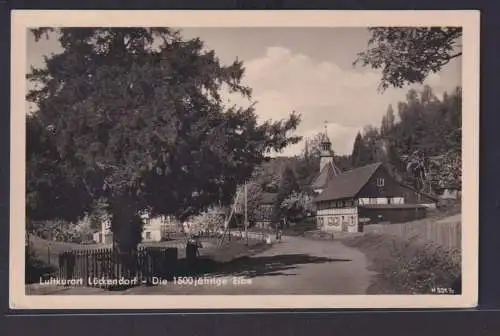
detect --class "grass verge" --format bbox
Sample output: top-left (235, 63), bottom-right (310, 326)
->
top-left (341, 232), bottom-right (461, 294)
top-left (205, 238), bottom-right (271, 263)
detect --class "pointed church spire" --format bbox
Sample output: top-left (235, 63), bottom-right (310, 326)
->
top-left (311, 121), bottom-right (343, 194)
top-left (319, 121), bottom-right (341, 176)
top-left (320, 121), bottom-right (332, 155)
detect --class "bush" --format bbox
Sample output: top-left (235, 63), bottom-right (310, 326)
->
top-left (342, 233), bottom-right (461, 294)
top-left (395, 243), bottom-right (461, 294)
top-left (186, 206), bottom-right (226, 234)
top-left (25, 247), bottom-right (57, 284)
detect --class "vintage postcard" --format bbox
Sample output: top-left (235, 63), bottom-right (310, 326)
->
top-left (10, 10), bottom-right (479, 309)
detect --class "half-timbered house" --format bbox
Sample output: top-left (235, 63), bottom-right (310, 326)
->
top-left (313, 162), bottom-right (437, 233)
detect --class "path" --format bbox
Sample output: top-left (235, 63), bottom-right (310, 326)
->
top-left (126, 235), bottom-right (374, 295)
top-left (437, 213), bottom-right (461, 224)
top-left (26, 235), bottom-right (374, 295)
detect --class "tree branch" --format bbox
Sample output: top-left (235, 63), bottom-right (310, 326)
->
top-left (448, 52), bottom-right (463, 60)
top-left (436, 52), bottom-right (463, 69)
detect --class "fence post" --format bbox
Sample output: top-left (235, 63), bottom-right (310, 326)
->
top-left (84, 250), bottom-right (88, 284)
top-left (92, 250), bottom-right (97, 285)
top-left (59, 252), bottom-right (64, 280)
top-left (75, 250), bottom-right (79, 280)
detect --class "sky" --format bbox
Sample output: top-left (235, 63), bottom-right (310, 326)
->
top-left (26, 27), bottom-right (461, 156)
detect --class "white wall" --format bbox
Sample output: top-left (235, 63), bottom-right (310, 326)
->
top-left (317, 207), bottom-right (359, 233)
top-left (441, 189), bottom-right (459, 200)
top-left (391, 197), bottom-right (405, 204)
top-left (142, 228), bottom-right (162, 242)
top-left (141, 215), bottom-right (173, 242)
top-left (358, 197), bottom-right (405, 205)
top-left (96, 214), bottom-right (178, 243)
top-left (376, 197), bottom-right (388, 204)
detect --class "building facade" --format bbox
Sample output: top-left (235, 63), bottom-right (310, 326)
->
top-left (438, 184), bottom-right (461, 200)
top-left (253, 192), bottom-right (278, 229)
top-left (92, 216), bottom-right (113, 244)
top-left (141, 214), bottom-right (179, 242)
top-left (93, 213), bottom-right (178, 244)
top-left (314, 162), bottom-right (437, 233)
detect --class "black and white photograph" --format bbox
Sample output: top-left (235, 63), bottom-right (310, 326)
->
top-left (10, 10), bottom-right (479, 309)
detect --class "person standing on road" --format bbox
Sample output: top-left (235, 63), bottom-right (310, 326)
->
top-left (186, 234), bottom-right (202, 273)
top-left (275, 219), bottom-right (284, 243)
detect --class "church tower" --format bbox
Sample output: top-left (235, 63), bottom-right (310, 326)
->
top-left (319, 123), bottom-right (334, 172)
top-left (311, 122), bottom-right (342, 195)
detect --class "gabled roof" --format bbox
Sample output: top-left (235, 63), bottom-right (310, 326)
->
top-left (311, 161), bottom-right (343, 190)
top-left (314, 162), bottom-right (383, 202)
top-left (395, 180), bottom-right (440, 202)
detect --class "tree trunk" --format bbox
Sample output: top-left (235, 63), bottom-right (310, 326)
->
top-left (110, 194), bottom-right (143, 277)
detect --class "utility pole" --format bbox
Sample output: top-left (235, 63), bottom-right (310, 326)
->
top-left (244, 182), bottom-right (248, 246)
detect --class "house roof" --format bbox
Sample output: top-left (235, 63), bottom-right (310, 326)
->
top-left (314, 162), bottom-right (383, 202)
top-left (396, 181), bottom-right (440, 202)
top-left (311, 161), bottom-right (343, 190)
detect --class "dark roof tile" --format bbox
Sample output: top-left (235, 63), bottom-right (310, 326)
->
top-left (311, 161), bottom-right (342, 190)
top-left (314, 162), bottom-right (382, 202)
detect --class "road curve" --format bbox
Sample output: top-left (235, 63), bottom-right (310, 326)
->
top-left (128, 235), bottom-right (374, 295)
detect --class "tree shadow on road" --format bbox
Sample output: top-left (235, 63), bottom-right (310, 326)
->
top-left (183, 254), bottom-right (351, 279)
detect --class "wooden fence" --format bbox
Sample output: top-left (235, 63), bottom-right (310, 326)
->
top-left (363, 215), bottom-right (461, 249)
top-left (58, 246), bottom-right (178, 288)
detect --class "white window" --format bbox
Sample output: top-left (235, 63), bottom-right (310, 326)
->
top-left (376, 178), bottom-right (385, 187)
top-left (376, 197), bottom-right (388, 204)
top-left (358, 198), bottom-right (369, 205)
top-left (391, 197), bottom-right (404, 204)
top-left (145, 231), bottom-right (151, 240)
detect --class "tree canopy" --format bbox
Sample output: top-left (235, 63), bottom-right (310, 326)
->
top-left (349, 85), bottom-right (462, 192)
top-left (27, 28), bottom-right (301, 251)
top-left (354, 27), bottom-right (462, 91)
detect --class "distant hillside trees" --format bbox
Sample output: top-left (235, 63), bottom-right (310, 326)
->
top-left (350, 85), bottom-right (462, 193)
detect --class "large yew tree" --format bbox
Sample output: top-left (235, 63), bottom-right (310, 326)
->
top-left (27, 28), bottom-right (301, 257)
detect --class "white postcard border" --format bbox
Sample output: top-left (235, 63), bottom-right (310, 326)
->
top-left (10, 10), bottom-right (479, 309)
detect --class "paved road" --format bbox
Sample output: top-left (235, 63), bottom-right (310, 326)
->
top-left (126, 235), bottom-right (374, 295)
top-left (26, 235), bottom-right (374, 295)
top-left (437, 213), bottom-right (461, 224)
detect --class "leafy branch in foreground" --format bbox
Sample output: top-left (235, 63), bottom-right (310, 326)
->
top-left (354, 27), bottom-right (462, 91)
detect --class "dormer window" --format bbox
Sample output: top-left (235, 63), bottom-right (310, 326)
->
top-left (376, 178), bottom-right (385, 187)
